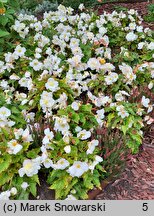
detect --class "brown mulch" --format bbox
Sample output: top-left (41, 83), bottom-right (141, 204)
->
top-left (95, 126), bottom-right (154, 200)
top-left (97, 1), bottom-right (154, 30)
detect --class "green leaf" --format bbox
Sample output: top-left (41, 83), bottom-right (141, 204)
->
top-left (80, 104), bottom-right (92, 113)
top-left (31, 175), bottom-right (40, 185)
top-left (29, 182), bottom-right (37, 197)
top-left (0, 16), bottom-right (8, 26)
top-left (0, 29), bottom-right (10, 38)
top-left (121, 125), bottom-right (128, 135)
top-left (0, 171), bottom-right (13, 186)
top-left (27, 148), bottom-right (40, 159)
top-left (0, 155), bottom-right (12, 173)
top-left (72, 112), bottom-right (80, 124)
top-left (17, 191), bottom-right (29, 200)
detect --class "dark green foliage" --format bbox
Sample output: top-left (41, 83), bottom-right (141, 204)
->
top-left (144, 4), bottom-right (154, 22)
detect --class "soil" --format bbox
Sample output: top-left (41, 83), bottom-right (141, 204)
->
top-left (95, 126), bottom-right (154, 200)
top-left (96, 1), bottom-right (154, 30)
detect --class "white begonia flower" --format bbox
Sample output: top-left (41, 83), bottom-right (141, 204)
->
top-left (96, 109), bottom-right (105, 119)
top-left (75, 126), bottom-right (82, 132)
top-left (54, 116), bottom-right (70, 135)
top-left (67, 161), bottom-right (89, 177)
top-left (0, 191), bottom-right (11, 200)
top-left (10, 187), bottom-right (17, 196)
top-left (0, 106), bottom-right (11, 120)
top-left (34, 21), bottom-right (42, 32)
top-left (65, 195), bottom-right (77, 200)
top-left (148, 82), bottom-right (153, 89)
top-left (129, 22), bottom-right (136, 30)
top-left (21, 182), bottom-right (29, 190)
top-left (18, 159), bottom-right (41, 177)
top-left (77, 129), bottom-right (91, 140)
top-left (30, 59), bottom-right (43, 71)
top-left (138, 42), bottom-right (145, 50)
top-left (95, 155), bottom-right (103, 162)
top-left (141, 96), bottom-right (150, 108)
top-left (79, 4), bottom-right (85, 11)
top-left (64, 145), bottom-right (71, 154)
top-left (10, 73), bottom-right (20, 80)
top-left (68, 55), bottom-right (82, 68)
top-left (147, 105), bottom-right (153, 113)
top-left (86, 139), bottom-right (99, 155)
top-left (7, 139), bottom-right (23, 155)
top-left (24, 112), bottom-right (35, 123)
top-left (54, 158), bottom-right (70, 170)
top-left (42, 128), bottom-right (54, 145)
top-left (87, 58), bottom-right (101, 71)
top-left (119, 63), bottom-right (136, 84)
top-left (40, 91), bottom-right (56, 112)
top-left (147, 42), bottom-right (154, 50)
top-left (14, 45), bottom-right (26, 58)
top-left (45, 78), bottom-right (59, 92)
top-left (99, 26), bottom-right (107, 35)
top-left (43, 158), bottom-right (54, 168)
top-left (104, 72), bottom-right (118, 85)
top-left (126, 32), bottom-right (138, 41)
top-left (116, 105), bottom-right (129, 118)
top-left (22, 128), bottom-right (33, 142)
top-left (71, 101), bottom-right (80, 111)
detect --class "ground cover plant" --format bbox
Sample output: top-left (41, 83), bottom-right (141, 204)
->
top-left (0, 3), bottom-right (154, 200)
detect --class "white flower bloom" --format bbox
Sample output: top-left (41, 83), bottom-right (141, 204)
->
top-left (42, 128), bottom-right (54, 145)
top-left (86, 140), bottom-right (99, 155)
top-left (7, 139), bottom-right (23, 155)
top-left (65, 194), bottom-right (77, 200)
top-left (40, 91), bottom-right (56, 111)
top-left (54, 158), bottom-right (70, 170)
top-left (104, 72), bottom-right (118, 85)
top-left (45, 78), bottom-right (59, 92)
top-left (116, 105), bottom-right (129, 118)
top-left (138, 42), bottom-right (145, 50)
top-left (99, 26), bottom-right (107, 35)
top-left (77, 129), bottom-right (91, 140)
top-left (0, 107), bottom-right (11, 120)
top-left (95, 155), bottom-right (103, 162)
top-left (148, 82), bottom-right (153, 89)
top-left (10, 187), bottom-right (17, 196)
top-left (0, 191), bottom-right (11, 200)
top-left (68, 55), bottom-right (82, 68)
top-left (54, 116), bottom-right (70, 135)
top-left (87, 58), bottom-right (101, 71)
top-left (64, 145), bottom-right (71, 153)
top-left (126, 32), bottom-right (138, 41)
top-left (18, 159), bottom-right (41, 177)
top-left (79, 4), bottom-right (85, 11)
top-left (141, 96), bottom-right (150, 108)
top-left (22, 128), bottom-right (33, 142)
top-left (96, 109), bottom-right (105, 119)
top-left (21, 182), bottom-right (29, 190)
top-left (30, 59), bottom-right (43, 71)
top-left (14, 45), bottom-right (26, 58)
top-left (71, 101), bottom-right (80, 111)
top-left (147, 105), bottom-right (153, 113)
top-left (67, 161), bottom-right (89, 177)
top-left (147, 42), bottom-right (154, 50)
top-left (75, 126), bottom-right (82, 132)
top-left (43, 158), bottom-right (54, 168)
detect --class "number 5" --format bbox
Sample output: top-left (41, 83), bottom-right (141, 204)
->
top-left (142, 203), bottom-right (148, 211)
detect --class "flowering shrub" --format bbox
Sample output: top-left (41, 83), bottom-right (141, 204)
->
top-left (0, 4), bottom-right (154, 200)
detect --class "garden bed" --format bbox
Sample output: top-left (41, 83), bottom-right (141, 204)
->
top-left (97, 1), bottom-right (154, 30)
